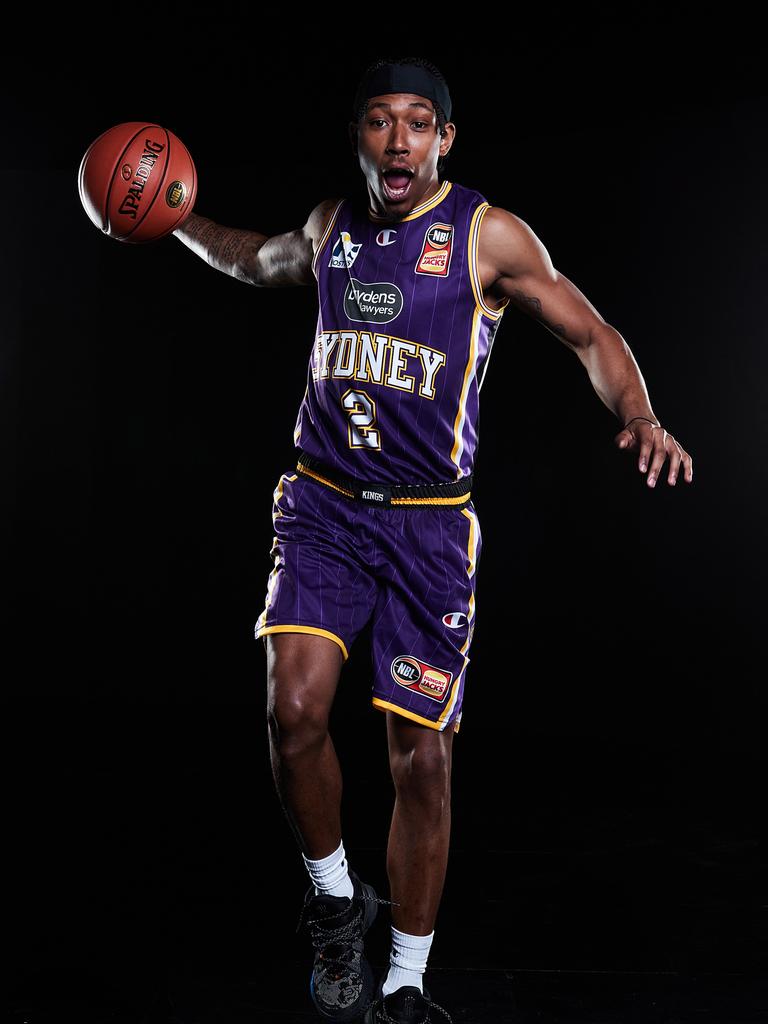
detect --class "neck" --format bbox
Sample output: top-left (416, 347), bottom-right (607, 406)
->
top-left (367, 176), bottom-right (443, 222)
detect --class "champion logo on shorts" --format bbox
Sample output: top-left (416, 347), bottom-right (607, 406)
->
top-left (391, 655), bottom-right (454, 702)
top-left (442, 611), bottom-right (468, 628)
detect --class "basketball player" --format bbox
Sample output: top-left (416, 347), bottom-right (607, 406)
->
top-left (173, 57), bottom-right (693, 1024)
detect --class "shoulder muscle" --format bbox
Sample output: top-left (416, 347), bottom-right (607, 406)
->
top-left (305, 197), bottom-right (344, 254)
top-left (479, 205), bottom-right (557, 284)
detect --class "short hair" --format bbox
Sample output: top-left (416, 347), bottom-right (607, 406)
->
top-left (352, 56), bottom-right (452, 175)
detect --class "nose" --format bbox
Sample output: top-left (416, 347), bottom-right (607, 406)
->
top-left (386, 121), bottom-right (410, 154)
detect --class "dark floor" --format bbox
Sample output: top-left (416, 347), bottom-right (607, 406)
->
top-left (7, 965), bottom-right (768, 1023)
top-left (5, 704), bottom-right (767, 1022)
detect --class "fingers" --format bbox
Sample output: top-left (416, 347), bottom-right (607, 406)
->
top-left (615, 428), bottom-right (637, 451)
top-left (680, 447), bottom-right (693, 483)
top-left (647, 432), bottom-right (695, 488)
top-left (639, 429), bottom-right (664, 484)
top-left (666, 442), bottom-right (683, 485)
top-left (616, 421), bottom-right (694, 486)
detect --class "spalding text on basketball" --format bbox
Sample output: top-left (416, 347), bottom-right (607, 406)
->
top-left (117, 139), bottom-right (166, 219)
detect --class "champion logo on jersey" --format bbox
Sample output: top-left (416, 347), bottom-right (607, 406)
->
top-left (442, 611), bottom-right (468, 629)
top-left (415, 222), bottom-right (454, 276)
top-left (376, 228), bottom-right (398, 246)
top-left (329, 231), bottom-right (362, 269)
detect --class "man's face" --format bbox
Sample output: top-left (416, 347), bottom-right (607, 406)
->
top-left (351, 93), bottom-right (455, 217)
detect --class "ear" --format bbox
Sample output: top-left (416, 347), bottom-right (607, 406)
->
top-left (439, 121), bottom-right (456, 158)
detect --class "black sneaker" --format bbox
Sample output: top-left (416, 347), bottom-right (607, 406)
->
top-left (295, 867), bottom-right (389, 1022)
top-left (363, 982), bottom-right (453, 1023)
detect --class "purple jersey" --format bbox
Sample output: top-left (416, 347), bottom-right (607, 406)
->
top-left (292, 180), bottom-right (510, 484)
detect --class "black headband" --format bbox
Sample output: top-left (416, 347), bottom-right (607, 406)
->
top-left (352, 62), bottom-right (452, 123)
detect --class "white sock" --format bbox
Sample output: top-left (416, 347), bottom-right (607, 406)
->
top-left (302, 839), bottom-right (354, 898)
top-left (381, 926), bottom-right (434, 997)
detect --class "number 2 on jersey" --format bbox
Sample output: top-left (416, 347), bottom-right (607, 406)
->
top-left (341, 388), bottom-right (381, 449)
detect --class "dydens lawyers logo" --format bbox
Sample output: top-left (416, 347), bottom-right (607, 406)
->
top-left (391, 655), bottom-right (454, 703)
top-left (344, 278), bottom-right (403, 324)
top-left (329, 231), bottom-right (362, 269)
top-left (415, 222), bottom-right (454, 276)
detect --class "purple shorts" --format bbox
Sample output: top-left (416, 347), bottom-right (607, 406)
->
top-left (254, 466), bottom-right (482, 734)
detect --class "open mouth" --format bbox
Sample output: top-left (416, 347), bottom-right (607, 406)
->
top-left (382, 167), bottom-right (414, 201)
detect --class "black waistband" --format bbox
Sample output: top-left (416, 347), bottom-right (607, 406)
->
top-left (295, 450), bottom-right (473, 509)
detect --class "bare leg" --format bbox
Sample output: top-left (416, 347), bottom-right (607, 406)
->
top-left (265, 632), bottom-right (345, 859)
top-left (385, 712), bottom-right (456, 934)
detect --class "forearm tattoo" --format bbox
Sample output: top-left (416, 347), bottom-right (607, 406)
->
top-left (183, 216), bottom-right (262, 271)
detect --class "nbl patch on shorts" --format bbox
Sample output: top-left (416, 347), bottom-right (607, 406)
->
top-left (391, 655), bottom-right (454, 702)
top-left (415, 222), bottom-right (454, 276)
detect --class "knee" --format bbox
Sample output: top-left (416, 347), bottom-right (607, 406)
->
top-left (267, 674), bottom-right (329, 761)
top-left (390, 741), bottom-right (451, 803)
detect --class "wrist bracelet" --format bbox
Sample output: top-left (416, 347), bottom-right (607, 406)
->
top-left (622, 416), bottom-right (659, 430)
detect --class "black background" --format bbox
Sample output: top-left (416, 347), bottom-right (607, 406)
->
top-left (4, 16), bottom-right (767, 1023)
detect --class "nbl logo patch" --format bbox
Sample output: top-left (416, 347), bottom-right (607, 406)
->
top-left (415, 222), bottom-right (454, 276)
top-left (391, 655), bottom-right (454, 703)
top-left (165, 180), bottom-right (186, 208)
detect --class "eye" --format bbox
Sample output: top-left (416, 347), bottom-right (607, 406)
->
top-left (369, 119), bottom-right (387, 127)
top-left (412, 121), bottom-right (428, 129)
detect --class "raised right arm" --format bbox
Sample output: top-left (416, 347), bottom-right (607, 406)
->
top-left (172, 198), bottom-right (341, 287)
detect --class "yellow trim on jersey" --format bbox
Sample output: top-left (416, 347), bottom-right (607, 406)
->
top-left (297, 463), bottom-right (356, 498)
top-left (294, 388), bottom-right (308, 445)
top-left (468, 202), bottom-right (511, 320)
top-left (255, 556), bottom-right (281, 633)
top-left (256, 624), bottom-right (349, 662)
top-left (312, 199), bottom-right (346, 278)
top-left (372, 698), bottom-right (458, 732)
top-left (272, 471), bottom-right (299, 516)
top-left (368, 181), bottom-right (453, 224)
top-left (297, 461), bottom-right (470, 506)
top-left (390, 492), bottom-right (470, 507)
top-left (437, 505), bottom-right (478, 729)
top-left (450, 306), bottom-right (481, 477)
top-left (254, 472), bottom-right (302, 635)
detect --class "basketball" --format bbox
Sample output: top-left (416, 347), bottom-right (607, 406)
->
top-left (77, 122), bottom-right (197, 243)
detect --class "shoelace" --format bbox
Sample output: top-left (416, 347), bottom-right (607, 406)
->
top-left (295, 892), bottom-right (398, 981)
top-left (374, 990), bottom-right (454, 1024)
top-left (295, 890), bottom-right (398, 938)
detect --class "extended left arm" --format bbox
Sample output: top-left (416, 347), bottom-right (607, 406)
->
top-left (479, 207), bottom-right (693, 487)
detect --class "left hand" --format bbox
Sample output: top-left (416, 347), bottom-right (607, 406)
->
top-left (614, 418), bottom-right (693, 487)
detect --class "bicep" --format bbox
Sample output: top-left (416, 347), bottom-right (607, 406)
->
top-left (485, 208), bottom-right (608, 350)
top-left (252, 198), bottom-right (341, 288)
top-left (499, 266), bottom-right (608, 350)
top-left (252, 227), bottom-right (315, 287)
